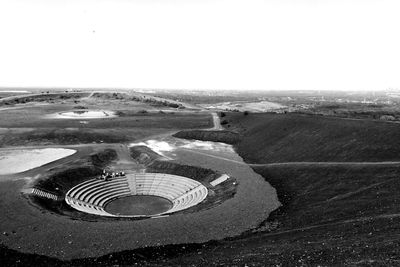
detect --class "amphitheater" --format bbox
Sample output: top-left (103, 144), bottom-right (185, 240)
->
top-left (65, 173), bottom-right (208, 217)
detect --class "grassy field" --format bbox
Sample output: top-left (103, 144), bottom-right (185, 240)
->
top-left (0, 128), bottom-right (162, 147)
top-left (224, 112), bottom-right (400, 163)
top-left (0, 108), bottom-right (212, 147)
top-left (0, 106), bottom-right (211, 129)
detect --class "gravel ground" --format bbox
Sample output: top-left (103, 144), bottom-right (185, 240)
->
top-left (0, 140), bottom-right (280, 260)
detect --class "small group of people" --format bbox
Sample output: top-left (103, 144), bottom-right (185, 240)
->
top-left (97, 169), bottom-right (126, 181)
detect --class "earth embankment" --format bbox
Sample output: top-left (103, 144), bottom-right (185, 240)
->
top-left (173, 130), bottom-right (240, 144)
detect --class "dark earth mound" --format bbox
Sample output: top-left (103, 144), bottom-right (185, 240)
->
top-left (147, 160), bottom-right (220, 182)
top-left (129, 146), bottom-right (163, 165)
top-left (173, 130), bottom-right (240, 144)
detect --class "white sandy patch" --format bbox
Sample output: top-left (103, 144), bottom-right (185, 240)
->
top-left (0, 148), bottom-right (76, 175)
top-left (130, 137), bottom-right (235, 157)
top-left (130, 140), bottom-right (175, 157)
top-left (50, 110), bottom-right (117, 119)
top-left (179, 139), bottom-right (235, 153)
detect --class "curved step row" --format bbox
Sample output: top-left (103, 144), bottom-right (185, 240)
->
top-left (168, 186), bottom-right (208, 213)
top-left (65, 173), bottom-right (208, 217)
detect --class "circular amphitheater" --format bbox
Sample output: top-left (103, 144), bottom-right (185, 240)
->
top-left (65, 173), bottom-right (208, 217)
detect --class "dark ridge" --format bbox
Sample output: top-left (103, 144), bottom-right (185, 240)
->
top-left (173, 130), bottom-right (240, 144)
top-left (31, 130), bottom-right (130, 145)
top-left (90, 149), bottom-right (118, 168)
top-left (147, 160), bottom-right (219, 182)
top-left (0, 92), bottom-right (89, 106)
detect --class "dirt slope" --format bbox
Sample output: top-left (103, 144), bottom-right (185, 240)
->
top-left (225, 112), bottom-right (400, 163)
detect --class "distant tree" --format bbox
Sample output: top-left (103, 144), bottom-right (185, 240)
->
top-left (219, 112), bottom-right (226, 117)
top-left (243, 111), bottom-right (249, 116)
top-left (115, 111), bottom-right (126, 116)
top-left (221, 119), bottom-right (228, 125)
top-left (73, 106), bottom-right (87, 109)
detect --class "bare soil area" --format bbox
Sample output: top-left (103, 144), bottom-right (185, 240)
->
top-left (105, 195), bottom-right (172, 216)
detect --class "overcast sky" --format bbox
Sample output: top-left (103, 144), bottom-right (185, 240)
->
top-left (0, 0), bottom-right (399, 91)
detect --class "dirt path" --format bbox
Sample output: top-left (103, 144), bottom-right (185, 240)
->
top-left (0, 143), bottom-right (112, 151)
top-left (249, 161), bottom-right (400, 167)
top-left (251, 212), bottom-right (400, 239)
top-left (111, 144), bottom-right (143, 171)
top-left (211, 112), bottom-right (223, 130)
top-left (174, 149), bottom-right (400, 167)
top-left (325, 179), bottom-right (396, 202)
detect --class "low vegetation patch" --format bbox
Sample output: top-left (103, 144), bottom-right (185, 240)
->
top-left (298, 102), bottom-right (400, 121)
top-left (91, 92), bottom-right (184, 108)
top-left (0, 129), bottom-right (131, 147)
top-left (129, 146), bottom-right (163, 165)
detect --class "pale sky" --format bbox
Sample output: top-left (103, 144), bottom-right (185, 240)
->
top-left (0, 0), bottom-right (399, 91)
